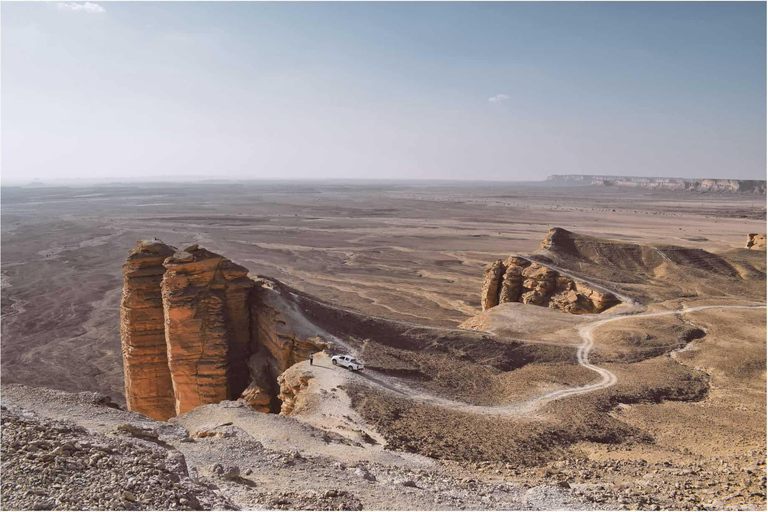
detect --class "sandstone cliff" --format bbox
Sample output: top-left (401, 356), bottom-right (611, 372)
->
top-left (247, 280), bottom-right (330, 413)
top-left (120, 241), bottom-right (328, 420)
top-left (481, 255), bottom-right (619, 314)
top-left (120, 241), bottom-right (177, 421)
top-left (746, 234), bottom-right (766, 250)
top-left (161, 245), bottom-right (255, 416)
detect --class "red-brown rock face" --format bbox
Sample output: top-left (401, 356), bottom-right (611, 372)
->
top-left (120, 241), bottom-right (328, 419)
top-left (161, 245), bottom-right (255, 416)
top-left (120, 241), bottom-right (177, 421)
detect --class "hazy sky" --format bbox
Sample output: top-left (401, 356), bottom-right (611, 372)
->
top-left (2, 1), bottom-right (766, 183)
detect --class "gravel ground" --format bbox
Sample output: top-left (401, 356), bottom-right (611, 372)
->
top-left (1, 406), bottom-right (234, 510)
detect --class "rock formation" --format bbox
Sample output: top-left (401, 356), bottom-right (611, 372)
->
top-left (746, 234), bottom-right (766, 250)
top-left (161, 245), bottom-right (255, 416)
top-left (546, 175), bottom-right (766, 194)
top-left (480, 255), bottom-right (619, 314)
top-left (480, 260), bottom-right (505, 310)
top-left (277, 367), bottom-right (314, 415)
top-left (120, 241), bottom-right (177, 421)
top-left (120, 241), bottom-right (328, 420)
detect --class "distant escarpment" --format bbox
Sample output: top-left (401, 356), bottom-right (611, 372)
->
top-left (480, 228), bottom-right (767, 312)
top-left (120, 241), bottom-right (327, 421)
top-left (546, 175), bottom-right (766, 194)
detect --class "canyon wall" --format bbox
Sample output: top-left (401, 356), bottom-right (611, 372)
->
top-left (481, 255), bottom-right (619, 314)
top-left (120, 241), bottom-right (327, 420)
top-left (546, 175), bottom-right (766, 195)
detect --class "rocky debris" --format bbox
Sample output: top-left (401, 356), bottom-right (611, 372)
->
top-left (113, 423), bottom-right (160, 440)
top-left (456, 449), bottom-right (767, 511)
top-left (394, 478), bottom-right (418, 488)
top-left (210, 463), bottom-right (240, 479)
top-left (239, 382), bottom-right (272, 413)
top-left (0, 407), bottom-right (235, 511)
top-left (746, 233), bottom-right (766, 250)
top-left (245, 489), bottom-right (363, 510)
top-left (277, 367), bottom-right (315, 415)
top-left (480, 254), bottom-right (619, 314)
top-left (353, 467), bottom-right (376, 482)
top-left (162, 245), bottom-right (255, 416)
top-left (120, 240), bottom-right (177, 421)
top-left (120, 241), bottom-right (330, 420)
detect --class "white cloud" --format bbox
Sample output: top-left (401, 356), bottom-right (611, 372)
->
top-left (56, 2), bottom-right (106, 14)
top-left (488, 94), bottom-right (510, 103)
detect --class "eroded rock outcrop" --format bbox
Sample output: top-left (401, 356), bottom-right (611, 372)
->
top-left (120, 241), bottom-right (327, 420)
top-left (277, 367), bottom-right (314, 415)
top-left (746, 234), bottom-right (766, 250)
top-left (162, 245), bottom-right (255, 416)
top-left (481, 255), bottom-right (619, 314)
top-left (120, 241), bottom-right (177, 421)
top-left (480, 260), bottom-right (505, 310)
top-left (246, 280), bottom-right (330, 414)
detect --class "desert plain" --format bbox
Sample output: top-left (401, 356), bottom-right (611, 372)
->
top-left (1, 180), bottom-right (766, 510)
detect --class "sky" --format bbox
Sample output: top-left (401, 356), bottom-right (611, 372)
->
top-left (2, 1), bottom-right (766, 183)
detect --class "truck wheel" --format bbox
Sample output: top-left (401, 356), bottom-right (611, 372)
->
top-left (332, 360), bottom-right (337, 366)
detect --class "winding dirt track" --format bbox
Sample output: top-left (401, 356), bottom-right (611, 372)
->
top-left (354, 304), bottom-right (767, 417)
top-left (528, 304), bottom-right (767, 408)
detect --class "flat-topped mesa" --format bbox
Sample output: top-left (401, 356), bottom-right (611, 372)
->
top-left (162, 245), bottom-right (255, 416)
top-left (120, 240), bottom-right (177, 421)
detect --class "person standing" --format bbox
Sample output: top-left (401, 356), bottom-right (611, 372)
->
top-left (309, 353), bottom-right (314, 366)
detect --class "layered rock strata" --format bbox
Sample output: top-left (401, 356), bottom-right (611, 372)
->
top-left (246, 280), bottom-right (330, 413)
top-left (120, 241), bottom-right (177, 421)
top-left (120, 241), bottom-right (327, 420)
top-left (481, 256), bottom-right (619, 314)
top-left (161, 245), bottom-right (255, 416)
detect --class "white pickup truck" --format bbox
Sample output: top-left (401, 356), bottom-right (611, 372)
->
top-left (331, 354), bottom-right (364, 371)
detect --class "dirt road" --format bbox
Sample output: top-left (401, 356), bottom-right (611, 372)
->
top-left (344, 303), bottom-right (767, 417)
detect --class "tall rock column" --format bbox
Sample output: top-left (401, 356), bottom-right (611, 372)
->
top-left (480, 260), bottom-right (505, 310)
top-left (161, 245), bottom-right (255, 416)
top-left (120, 240), bottom-right (177, 421)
